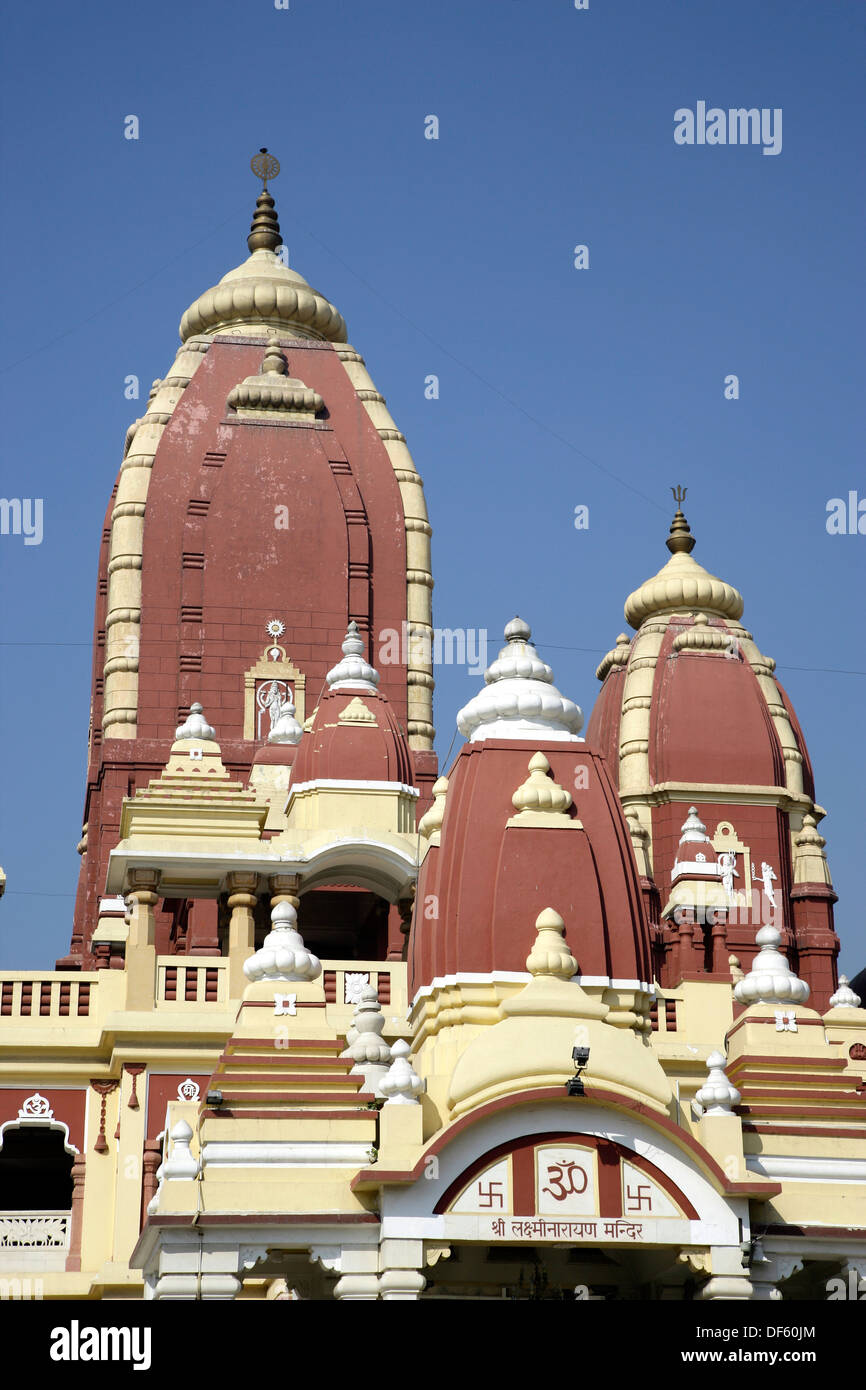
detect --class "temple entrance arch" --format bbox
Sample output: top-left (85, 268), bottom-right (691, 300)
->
top-left (374, 1098), bottom-right (748, 1300)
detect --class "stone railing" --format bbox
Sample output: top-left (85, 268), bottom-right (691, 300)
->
top-left (156, 958), bottom-right (229, 1007)
top-left (0, 1211), bottom-right (70, 1249)
top-left (322, 960), bottom-right (407, 1018)
top-left (0, 974), bottom-right (98, 1021)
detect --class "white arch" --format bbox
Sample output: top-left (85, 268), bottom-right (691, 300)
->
top-left (0, 1116), bottom-right (79, 1157)
top-left (297, 840), bottom-right (417, 901)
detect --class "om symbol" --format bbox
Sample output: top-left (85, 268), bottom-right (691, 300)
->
top-left (542, 1160), bottom-right (588, 1202)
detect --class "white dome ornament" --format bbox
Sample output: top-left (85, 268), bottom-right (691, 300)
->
top-left (340, 985), bottom-right (392, 1095)
top-left (175, 702), bottom-right (216, 741)
top-left (326, 622), bottom-right (379, 694)
top-left (456, 618), bottom-right (583, 744)
top-left (679, 806), bottom-right (710, 845)
top-left (147, 1120), bottom-right (200, 1213)
top-left (267, 693), bottom-right (303, 745)
top-left (733, 925), bottom-right (810, 1007)
top-left (828, 975), bottom-right (862, 1010)
top-left (243, 902), bottom-right (321, 984)
top-left (380, 1040), bottom-right (426, 1106)
top-left (695, 1052), bottom-right (741, 1116)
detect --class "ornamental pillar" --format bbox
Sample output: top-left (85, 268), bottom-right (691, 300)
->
top-left (141, 1139), bottom-right (162, 1219)
top-left (65, 1155), bottom-right (86, 1273)
top-left (125, 868), bottom-right (161, 1010)
top-left (333, 1246), bottom-right (380, 1300)
top-left (696, 1247), bottom-right (753, 1300)
top-left (269, 872), bottom-right (300, 910)
top-left (226, 871), bottom-right (259, 998)
top-left (378, 1238), bottom-right (426, 1300)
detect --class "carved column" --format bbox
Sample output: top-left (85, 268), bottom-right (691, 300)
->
top-left (141, 1139), bottom-right (162, 1221)
top-left (226, 872), bottom-right (259, 998)
top-left (709, 908), bottom-right (729, 973)
top-left (696, 1246), bottom-right (753, 1300)
top-left (269, 873), bottom-right (300, 910)
top-left (392, 894), bottom-right (414, 962)
top-left (65, 1155), bottom-right (86, 1273)
top-left (333, 1245), bottom-right (380, 1300)
top-left (378, 1238), bottom-right (426, 1300)
top-left (125, 868), bottom-right (161, 1010)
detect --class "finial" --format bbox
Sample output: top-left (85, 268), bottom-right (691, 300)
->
top-left (457, 617), bottom-right (583, 743)
top-left (511, 753), bottom-right (573, 818)
top-left (418, 776), bottom-right (449, 842)
top-left (175, 702), bottom-right (216, 741)
top-left (243, 900), bottom-right (321, 983)
top-left (161, 1120), bottom-right (201, 1180)
top-left (695, 1051), bottom-right (741, 1115)
top-left (251, 147), bottom-right (280, 191)
top-left (326, 622), bottom-right (380, 693)
top-left (678, 806), bottom-right (709, 844)
top-left (340, 985), bottom-right (391, 1065)
top-left (504, 616), bottom-right (531, 643)
top-left (733, 924), bottom-right (810, 1007)
top-left (379, 1039), bottom-right (426, 1106)
top-left (267, 691), bottom-right (302, 745)
top-left (261, 336), bottom-right (289, 376)
top-left (666, 487), bottom-right (696, 555)
top-left (247, 151), bottom-right (282, 255)
top-left (525, 908), bottom-right (578, 980)
top-left (828, 975), bottom-right (862, 1010)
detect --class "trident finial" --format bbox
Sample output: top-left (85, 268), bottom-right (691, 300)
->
top-left (250, 147), bottom-right (281, 191)
top-left (666, 486), bottom-right (695, 555)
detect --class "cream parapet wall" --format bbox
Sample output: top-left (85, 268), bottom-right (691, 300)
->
top-left (101, 338), bottom-right (435, 751)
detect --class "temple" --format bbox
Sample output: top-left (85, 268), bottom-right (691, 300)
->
top-left (0, 163), bottom-right (864, 1302)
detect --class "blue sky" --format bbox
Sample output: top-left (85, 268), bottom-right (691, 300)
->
top-left (0, 0), bottom-right (863, 972)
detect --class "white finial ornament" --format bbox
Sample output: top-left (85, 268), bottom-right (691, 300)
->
top-left (340, 984), bottom-right (392, 1094)
top-left (267, 693), bottom-right (302, 745)
top-left (829, 975), bottom-right (862, 1009)
top-left (341, 985), bottom-right (391, 1065)
top-left (243, 901), bottom-right (321, 983)
top-left (175, 702), bottom-right (216, 741)
top-left (679, 806), bottom-right (709, 844)
top-left (161, 1120), bottom-right (200, 1180)
top-left (326, 622), bottom-right (380, 694)
top-left (379, 1039), bottom-right (426, 1105)
top-left (733, 924), bottom-right (810, 1007)
top-left (456, 618), bottom-right (583, 743)
top-left (695, 1052), bottom-right (741, 1115)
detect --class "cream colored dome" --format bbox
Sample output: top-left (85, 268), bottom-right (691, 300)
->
top-left (179, 190), bottom-right (347, 344)
top-left (624, 504), bottom-right (743, 629)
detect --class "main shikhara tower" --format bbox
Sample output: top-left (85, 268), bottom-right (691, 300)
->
top-left (0, 166), bottom-right (864, 1302)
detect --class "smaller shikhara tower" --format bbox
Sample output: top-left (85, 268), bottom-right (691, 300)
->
top-left (65, 159), bottom-right (437, 968)
top-left (587, 494), bottom-right (840, 1009)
